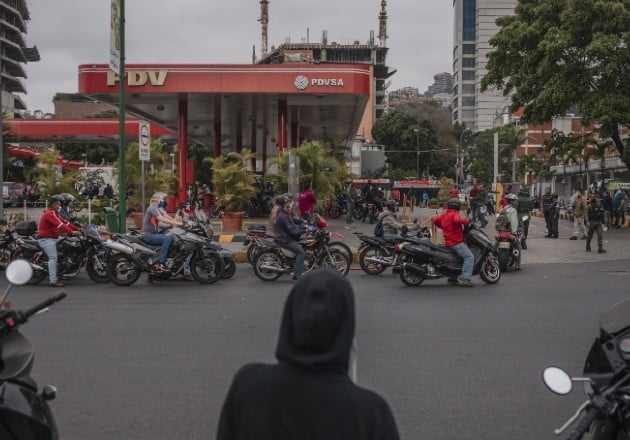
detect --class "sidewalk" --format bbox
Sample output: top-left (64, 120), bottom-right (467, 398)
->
top-left (216, 207), bottom-right (630, 265)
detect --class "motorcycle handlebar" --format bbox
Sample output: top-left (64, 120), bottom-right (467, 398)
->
top-left (22, 292), bottom-right (67, 321)
top-left (566, 407), bottom-right (599, 440)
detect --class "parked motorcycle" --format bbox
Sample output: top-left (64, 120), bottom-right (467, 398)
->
top-left (357, 225), bottom-right (432, 275)
top-left (0, 260), bottom-right (65, 439)
top-left (14, 226), bottom-right (111, 284)
top-left (0, 223), bottom-right (21, 270)
top-left (326, 194), bottom-right (348, 219)
top-left (107, 226), bottom-right (225, 285)
top-left (542, 298), bottom-right (630, 439)
top-left (252, 227), bottom-right (350, 281)
top-left (394, 224), bottom-right (501, 286)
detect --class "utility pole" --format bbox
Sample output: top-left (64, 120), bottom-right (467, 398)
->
top-left (414, 128), bottom-right (419, 178)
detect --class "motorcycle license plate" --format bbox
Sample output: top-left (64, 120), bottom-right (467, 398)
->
top-left (498, 242), bottom-right (511, 249)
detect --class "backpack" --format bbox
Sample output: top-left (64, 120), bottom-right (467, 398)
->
top-left (374, 219), bottom-right (384, 237)
top-left (495, 209), bottom-right (511, 232)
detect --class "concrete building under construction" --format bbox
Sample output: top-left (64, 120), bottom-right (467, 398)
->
top-left (0, 0), bottom-right (40, 116)
top-left (255, 0), bottom-right (395, 142)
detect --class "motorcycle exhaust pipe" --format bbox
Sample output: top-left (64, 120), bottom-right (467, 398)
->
top-left (402, 262), bottom-right (426, 276)
top-left (259, 264), bottom-right (288, 273)
top-left (366, 256), bottom-right (391, 265)
top-left (104, 239), bottom-right (134, 255)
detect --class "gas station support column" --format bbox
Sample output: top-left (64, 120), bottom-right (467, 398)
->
top-left (178, 98), bottom-right (188, 203)
top-left (277, 99), bottom-right (287, 154)
top-left (213, 95), bottom-right (222, 157)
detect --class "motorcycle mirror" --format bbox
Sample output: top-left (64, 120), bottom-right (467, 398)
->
top-left (542, 366), bottom-right (573, 395)
top-left (5, 259), bottom-right (33, 286)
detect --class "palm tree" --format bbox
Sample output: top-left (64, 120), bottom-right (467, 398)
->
top-left (498, 125), bottom-right (530, 183)
top-left (544, 129), bottom-right (577, 185)
top-left (517, 153), bottom-right (541, 186)
top-left (583, 137), bottom-right (614, 185)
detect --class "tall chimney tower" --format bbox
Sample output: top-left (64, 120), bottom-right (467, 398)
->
top-left (259, 0), bottom-right (269, 57)
top-left (378, 0), bottom-right (388, 47)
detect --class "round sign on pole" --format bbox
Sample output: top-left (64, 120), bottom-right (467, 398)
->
top-left (139, 120), bottom-right (150, 161)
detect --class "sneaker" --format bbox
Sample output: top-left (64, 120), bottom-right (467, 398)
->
top-left (569, 236), bottom-right (578, 240)
top-left (181, 274), bottom-right (194, 281)
top-left (456, 278), bottom-right (473, 287)
top-left (49, 281), bottom-right (64, 287)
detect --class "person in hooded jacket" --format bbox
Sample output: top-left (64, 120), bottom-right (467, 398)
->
top-left (217, 268), bottom-right (400, 440)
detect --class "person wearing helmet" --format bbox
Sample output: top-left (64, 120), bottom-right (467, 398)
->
top-left (37, 196), bottom-right (82, 287)
top-left (273, 195), bottom-right (307, 281)
top-left (142, 192), bottom-right (184, 273)
top-left (51, 193), bottom-right (75, 221)
top-left (431, 198), bottom-right (473, 286)
top-left (377, 199), bottom-right (407, 238)
top-left (502, 192), bottom-right (522, 270)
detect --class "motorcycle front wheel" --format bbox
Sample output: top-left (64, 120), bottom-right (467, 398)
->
top-left (253, 250), bottom-right (282, 281)
top-left (221, 257), bottom-right (236, 279)
top-left (329, 241), bottom-right (352, 264)
top-left (108, 254), bottom-right (141, 286)
top-left (86, 251), bottom-right (110, 283)
top-left (479, 255), bottom-right (501, 284)
top-left (358, 245), bottom-right (389, 275)
top-left (191, 252), bottom-right (225, 284)
top-left (399, 264), bottom-right (425, 286)
top-left (318, 249), bottom-right (350, 276)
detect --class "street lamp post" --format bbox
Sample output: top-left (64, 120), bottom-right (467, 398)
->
top-left (414, 128), bottom-right (419, 178)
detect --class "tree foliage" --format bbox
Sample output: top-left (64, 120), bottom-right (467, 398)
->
top-left (371, 109), bottom-right (452, 179)
top-left (481, 0), bottom-right (630, 168)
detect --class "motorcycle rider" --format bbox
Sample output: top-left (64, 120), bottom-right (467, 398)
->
top-left (142, 192), bottom-right (184, 272)
top-left (502, 193), bottom-right (522, 270)
top-left (432, 198), bottom-right (473, 286)
top-left (273, 195), bottom-right (308, 281)
top-left (37, 196), bottom-right (82, 287)
top-left (378, 199), bottom-right (408, 239)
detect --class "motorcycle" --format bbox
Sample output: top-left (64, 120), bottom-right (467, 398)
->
top-left (14, 226), bottom-right (111, 284)
top-left (0, 223), bottom-right (21, 270)
top-left (252, 227), bottom-right (350, 281)
top-left (0, 260), bottom-right (66, 439)
top-left (394, 223), bottom-right (501, 286)
top-left (542, 298), bottom-right (630, 439)
top-left (326, 194), bottom-right (348, 219)
top-left (357, 224), bottom-right (432, 275)
top-left (494, 229), bottom-right (521, 272)
top-left (106, 226), bottom-right (225, 285)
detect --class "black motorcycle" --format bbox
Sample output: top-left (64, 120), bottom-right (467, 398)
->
top-left (106, 226), bottom-right (225, 285)
top-left (252, 227), bottom-right (350, 281)
top-left (15, 226), bottom-right (111, 284)
top-left (542, 298), bottom-right (630, 440)
top-left (394, 224), bottom-right (501, 286)
top-left (0, 260), bottom-right (66, 440)
top-left (357, 225), bottom-right (432, 275)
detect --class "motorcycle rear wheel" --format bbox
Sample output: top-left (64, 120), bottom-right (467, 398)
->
top-left (190, 253), bottom-right (224, 284)
top-left (400, 265), bottom-right (425, 286)
top-left (498, 248), bottom-right (510, 272)
top-left (108, 254), bottom-right (141, 286)
top-left (329, 241), bottom-right (352, 264)
top-left (479, 256), bottom-right (501, 284)
top-left (29, 267), bottom-right (47, 285)
top-left (358, 245), bottom-right (389, 275)
top-left (253, 251), bottom-right (283, 281)
top-left (318, 249), bottom-right (350, 276)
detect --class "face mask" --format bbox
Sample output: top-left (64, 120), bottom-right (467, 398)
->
top-left (158, 200), bottom-right (166, 208)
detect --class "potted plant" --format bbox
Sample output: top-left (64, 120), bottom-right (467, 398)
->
top-left (205, 150), bottom-right (258, 231)
top-left (427, 198), bottom-right (440, 209)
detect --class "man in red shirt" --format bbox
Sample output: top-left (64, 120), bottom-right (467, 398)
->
top-left (37, 197), bottom-right (81, 287)
top-left (432, 198), bottom-right (473, 286)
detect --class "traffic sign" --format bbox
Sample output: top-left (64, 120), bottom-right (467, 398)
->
top-left (139, 120), bottom-right (150, 161)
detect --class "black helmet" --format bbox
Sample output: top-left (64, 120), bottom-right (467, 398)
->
top-left (284, 192), bottom-right (295, 200)
top-left (276, 195), bottom-right (288, 206)
top-left (447, 198), bottom-right (461, 210)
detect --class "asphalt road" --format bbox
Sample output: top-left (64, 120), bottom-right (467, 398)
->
top-left (7, 257), bottom-right (630, 440)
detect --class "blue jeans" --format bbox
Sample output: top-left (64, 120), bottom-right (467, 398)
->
top-left (141, 233), bottom-right (172, 263)
top-left (451, 242), bottom-right (474, 281)
top-left (38, 237), bottom-right (61, 283)
top-left (281, 240), bottom-right (305, 279)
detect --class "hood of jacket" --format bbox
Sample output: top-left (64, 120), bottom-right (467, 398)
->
top-left (275, 268), bottom-right (355, 374)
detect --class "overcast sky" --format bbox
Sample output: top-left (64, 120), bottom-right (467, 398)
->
top-left (24, 0), bottom-right (453, 114)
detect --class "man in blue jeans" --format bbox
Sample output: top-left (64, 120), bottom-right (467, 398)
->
top-left (142, 192), bottom-right (184, 271)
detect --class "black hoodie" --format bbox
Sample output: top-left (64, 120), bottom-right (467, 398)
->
top-left (217, 268), bottom-right (400, 440)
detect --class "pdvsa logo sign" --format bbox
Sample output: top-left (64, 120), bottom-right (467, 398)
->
top-left (294, 75), bottom-right (344, 90)
top-left (107, 70), bottom-right (168, 87)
